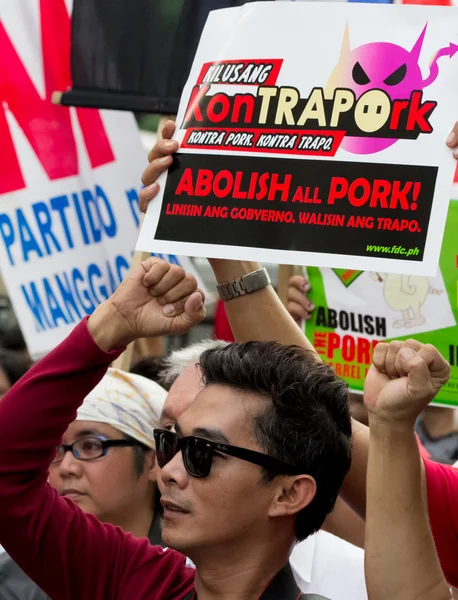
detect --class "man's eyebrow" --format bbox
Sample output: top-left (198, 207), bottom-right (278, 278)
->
top-left (174, 423), bottom-right (230, 445)
top-left (192, 427), bottom-right (230, 445)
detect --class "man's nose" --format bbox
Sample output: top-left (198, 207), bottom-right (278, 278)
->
top-left (160, 450), bottom-right (190, 489)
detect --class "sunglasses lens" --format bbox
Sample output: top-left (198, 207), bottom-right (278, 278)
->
top-left (184, 437), bottom-right (212, 477)
top-left (155, 430), bottom-right (178, 468)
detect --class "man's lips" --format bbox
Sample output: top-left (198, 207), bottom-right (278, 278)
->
top-left (161, 498), bottom-right (191, 515)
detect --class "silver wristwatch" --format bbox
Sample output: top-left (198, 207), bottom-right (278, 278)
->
top-left (217, 268), bottom-right (271, 301)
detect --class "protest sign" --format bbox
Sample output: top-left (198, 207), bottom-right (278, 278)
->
top-left (137, 2), bottom-right (458, 275)
top-left (0, 0), bottom-right (146, 359)
top-left (305, 199), bottom-right (458, 406)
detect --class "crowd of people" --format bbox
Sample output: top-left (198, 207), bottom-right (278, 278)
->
top-left (0, 121), bottom-right (457, 599)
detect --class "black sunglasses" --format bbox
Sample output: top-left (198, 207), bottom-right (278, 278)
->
top-left (52, 436), bottom-right (143, 464)
top-left (153, 428), bottom-right (300, 478)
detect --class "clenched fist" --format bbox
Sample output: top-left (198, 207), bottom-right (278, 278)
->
top-left (88, 257), bottom-right (206, 351)
top-left (364, 339), bottom-right (450, 427)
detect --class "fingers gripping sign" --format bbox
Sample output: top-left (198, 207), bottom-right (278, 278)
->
top-left (364, 339), bottom-right (450, 427)
top-left (139, 121), bottom-right (178, 214)
top-left (287, 275), bottom-right (314, 324)
top-left (446, 120), bottom-right (458, 159)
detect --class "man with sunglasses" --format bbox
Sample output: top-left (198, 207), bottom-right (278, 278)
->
top-left (0, 255), bottom-right (348, 599)
top-left (0, 366), bottom-right (167, 599)
top-left (158, 340), bottom-right (367, 599)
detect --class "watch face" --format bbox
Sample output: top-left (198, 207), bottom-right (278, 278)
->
top-left (243, 269), bottom-right (270, 294)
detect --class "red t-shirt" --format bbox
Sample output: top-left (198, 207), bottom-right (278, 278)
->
top-left (0, 319), bottom-right (194, 600)
top-left (213, 300), bottom-right (235, 342)
top-left (424, 458), bottom-right (458, 587)
top-left (417, 436), bottom-right (431, 460)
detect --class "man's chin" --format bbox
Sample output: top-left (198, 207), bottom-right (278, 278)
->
top-left (161, 524), bottom-right (194, 553)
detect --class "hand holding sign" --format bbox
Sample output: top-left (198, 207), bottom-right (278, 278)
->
top-left (446, 121), bottom-right (458, 157)
top-left (287, 276), bottom-right (314, 324)
top-left (363, 339), bottom-right (450, 428)
top-left (139, 121), bottom-right (178, 213)
top-left (88, 257), bottom-right (206, 351)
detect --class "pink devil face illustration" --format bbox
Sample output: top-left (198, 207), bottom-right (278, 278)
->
top-left (326, 24), bottom-right (431, 154)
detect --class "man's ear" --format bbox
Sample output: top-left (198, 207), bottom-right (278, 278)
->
top-left (267, 475), bottom-right (316, 518)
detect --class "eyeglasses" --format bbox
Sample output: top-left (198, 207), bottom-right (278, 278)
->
top-left (153, 428), bottom-right (300, 478)
top-left (51, 436), bottom-right (143, 464)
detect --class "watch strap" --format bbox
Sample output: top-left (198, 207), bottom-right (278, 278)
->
top-left (217, 268), bottom-right (271, 301)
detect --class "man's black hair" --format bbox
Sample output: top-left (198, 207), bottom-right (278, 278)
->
top-left (199, 341), bottom-right (352, 542)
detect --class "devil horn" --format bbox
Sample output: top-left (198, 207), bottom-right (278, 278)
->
top-left (410, 23), bottom-right (428, 61)
top-left (339, 21), bottom-right (351, 59)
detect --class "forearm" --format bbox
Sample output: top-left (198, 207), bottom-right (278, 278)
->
top-left (365, 417), bottom-right (451, 600)
top-left (209, 259), bottom-right (317, 352)
top-left (340, 419), bottom-right (369, 519)
top-left (323, 496), bottom-right (365, 548)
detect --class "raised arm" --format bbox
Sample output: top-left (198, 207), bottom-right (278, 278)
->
top-left (207, 258), bottom-right (316, 350)
top-left (0, 257), bottom-right (204, 599)
top-left (363, 341), bottom-right (451, 600)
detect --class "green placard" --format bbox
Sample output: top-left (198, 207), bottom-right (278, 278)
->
top-left (306, 201), bottom-right (458, 406)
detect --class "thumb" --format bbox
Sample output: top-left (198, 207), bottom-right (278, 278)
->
top-left (399, 347), bottom-right (434, 401)
top-left (162, 120), bottom-right (176, 141)
top-left (183, 291), bottom-right (206, 324)
top-left (161, 291), bottom-right (206, 333)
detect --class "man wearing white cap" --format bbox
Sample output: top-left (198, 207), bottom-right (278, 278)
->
top-left (0, 368), bottom-right (167, 600)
